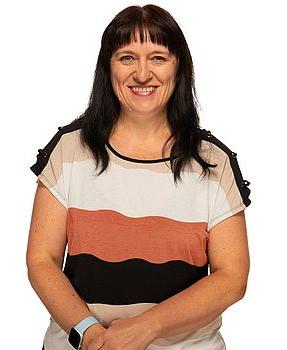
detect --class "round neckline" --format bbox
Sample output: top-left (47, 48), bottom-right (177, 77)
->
top-left (106, 140), bottom-right (177, 163)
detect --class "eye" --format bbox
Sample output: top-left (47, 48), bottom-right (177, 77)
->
top-left (120, 55), bottom-right (134, 62)
top-left (153, 56), bottom-right (166, 62)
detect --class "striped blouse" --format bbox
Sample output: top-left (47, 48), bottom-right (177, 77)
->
top-left (30, 119), bottom-right (251, 350)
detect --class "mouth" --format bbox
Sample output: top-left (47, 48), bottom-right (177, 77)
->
top-left (127, 85), bottom-right (160, 96)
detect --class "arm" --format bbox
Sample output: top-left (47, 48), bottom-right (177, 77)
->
top-left (26, 182), bottom-right (106, 343)
top-left (134, 210), bottom-right (250, 341)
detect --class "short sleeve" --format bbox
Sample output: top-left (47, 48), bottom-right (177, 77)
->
top-left (30, 129), bottom-right (69, 209)
top-left (207, 151), bottom-right (251, 232)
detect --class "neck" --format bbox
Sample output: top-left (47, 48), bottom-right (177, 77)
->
top-left (112, 109), bottom-right (172, 144)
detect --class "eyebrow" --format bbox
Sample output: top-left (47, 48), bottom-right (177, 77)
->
top-left (114, 50), bottom-right (171, 57)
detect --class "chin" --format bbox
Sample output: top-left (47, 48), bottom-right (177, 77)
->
top-left (132, 108), bottom-right (159, 114)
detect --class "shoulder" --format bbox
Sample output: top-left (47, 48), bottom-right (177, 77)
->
top-left (30, 118), bottom-right (84, 176)
top-left (198, 128), bottom-right (237, 161)
top-left (198, 128), bottom-right (251, 206)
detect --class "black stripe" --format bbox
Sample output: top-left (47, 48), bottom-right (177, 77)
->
top-left (200, 129), bottom-right (251, 207)
top-left (30, 118), bottom-right (83, 176)
top-left (63, 253), bottom-right (208, 304)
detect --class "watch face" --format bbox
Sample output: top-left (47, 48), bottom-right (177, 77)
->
top-left (68, 327), bottom-right (81, 349)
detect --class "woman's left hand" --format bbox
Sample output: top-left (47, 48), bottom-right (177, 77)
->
top-left (99, 316), bottom-right (158, 350)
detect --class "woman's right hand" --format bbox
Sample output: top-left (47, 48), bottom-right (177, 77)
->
top-left (81, 323), bottom-right (107, 350)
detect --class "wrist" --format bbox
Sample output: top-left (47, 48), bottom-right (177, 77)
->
top-left (134, 313), bottom-right (162, 343)
top-left (81, 323), bottom-right (104, 348)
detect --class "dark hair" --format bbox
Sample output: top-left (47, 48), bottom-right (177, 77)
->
top-left (71, 4), bottom-right (216, 185)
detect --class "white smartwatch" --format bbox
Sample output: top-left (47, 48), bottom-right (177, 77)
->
top-left (68, 316), bottom-right (100, 349)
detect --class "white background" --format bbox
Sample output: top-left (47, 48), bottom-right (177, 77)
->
top-left (1, 0), bottom-right (286, 349)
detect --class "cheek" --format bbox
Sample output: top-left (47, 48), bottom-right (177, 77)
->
top-left (111, 74), bottom-right (127, 93)
top-left (110, 64), bottom-right (127, 85)
top-left (110, 72), bottom-right (119, 86)
top-left (160, 67), bottom-right (177, 85)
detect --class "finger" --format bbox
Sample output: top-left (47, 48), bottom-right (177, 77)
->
top-left (87, 335), bottom-right (105, 350)
top-left (94, 344), bottom-right (106, 350)
top-left (86, 341), bottom-right (104, 350)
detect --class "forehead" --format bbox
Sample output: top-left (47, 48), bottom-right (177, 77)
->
top-left (113, 29), bottom-right (172, 56)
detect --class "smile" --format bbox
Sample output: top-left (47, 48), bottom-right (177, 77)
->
top-left (128, 86), bottom-right (158, 96)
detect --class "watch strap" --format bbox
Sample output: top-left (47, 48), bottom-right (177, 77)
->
top-left (74, 316), bottom-right (100, 334)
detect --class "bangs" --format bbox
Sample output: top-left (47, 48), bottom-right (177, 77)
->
top-left (111, 21), bottom-right (178, 57)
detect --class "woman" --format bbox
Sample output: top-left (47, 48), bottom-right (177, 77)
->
top-left (27, 4), bottom-right (251, 350)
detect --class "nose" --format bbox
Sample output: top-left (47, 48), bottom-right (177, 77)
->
top-left (132, 58), bottom-right (153, 83)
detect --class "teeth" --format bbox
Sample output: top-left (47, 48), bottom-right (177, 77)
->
top-left (131, 87), bottom-right (156, 92)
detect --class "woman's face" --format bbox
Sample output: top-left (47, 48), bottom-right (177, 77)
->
top-left (110, 31), bottom-right (178, 115)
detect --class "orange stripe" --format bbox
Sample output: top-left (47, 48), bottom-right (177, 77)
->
top-left (67, 208), bottom-right (209, 267)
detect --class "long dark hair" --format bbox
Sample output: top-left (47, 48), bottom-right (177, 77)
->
top-left (70, 4), bottom-right (216, 185)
